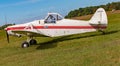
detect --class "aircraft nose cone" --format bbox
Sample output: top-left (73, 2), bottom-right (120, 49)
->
top-left (5, 26), bottom-right (11, 31)
top-left (5, 27), bottom-right (7, 30)
top-left (4, 27), bottom-right (9, 31)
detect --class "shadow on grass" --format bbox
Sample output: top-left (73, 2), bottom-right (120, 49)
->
top-left (36, 30), bottom-right (119, 50)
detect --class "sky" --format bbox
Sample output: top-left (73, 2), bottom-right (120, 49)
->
top-left (0, 0), bottom-right (120, 26)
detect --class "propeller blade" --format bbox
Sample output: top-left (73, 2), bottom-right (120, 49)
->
top-left (5, 30), bottom-right (9, 43)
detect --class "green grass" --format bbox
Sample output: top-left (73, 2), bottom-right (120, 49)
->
top-left (0, 13), bottom-right (120, 66)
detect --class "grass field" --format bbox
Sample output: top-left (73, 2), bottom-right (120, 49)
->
top-left (0, 11), bottom-right (120, 66)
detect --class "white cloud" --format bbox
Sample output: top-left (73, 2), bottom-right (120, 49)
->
top-left (0, 0), bottom-right (41, 8)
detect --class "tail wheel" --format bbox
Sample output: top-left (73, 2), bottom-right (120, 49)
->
top-left (22, 42), bottom-right (29, 48)
top-left (29, 39), bottom-right (37, 45)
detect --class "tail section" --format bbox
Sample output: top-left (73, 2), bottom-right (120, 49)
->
top-left (89, 8), bottom-right (108, 27)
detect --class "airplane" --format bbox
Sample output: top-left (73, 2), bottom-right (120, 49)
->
top-left (5, 8), bottom-right (108, 48)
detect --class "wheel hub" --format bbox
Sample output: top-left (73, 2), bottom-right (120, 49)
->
top-left (23, 44), bottom-right (28, 48)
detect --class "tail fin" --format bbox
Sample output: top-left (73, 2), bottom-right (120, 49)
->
top-left (89, 8), bottom-right (108, 26)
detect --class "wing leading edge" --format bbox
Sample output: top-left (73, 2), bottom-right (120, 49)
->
top-left (12, 30), bottom-right (47, 37)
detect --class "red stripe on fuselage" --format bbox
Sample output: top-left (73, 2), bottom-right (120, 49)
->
top-left (6, 27), bottom-right (25, 30)
top-left (6, 26), bottom-right (107, 31)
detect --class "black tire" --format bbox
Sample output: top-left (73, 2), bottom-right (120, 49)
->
top-left (21, 42), bottom-right (29, 48)
top-left (29, 39), bottom-right (37, 45)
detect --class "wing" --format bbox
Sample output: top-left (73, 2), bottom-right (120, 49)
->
top-left (12, 30), bottom-right (47, 37)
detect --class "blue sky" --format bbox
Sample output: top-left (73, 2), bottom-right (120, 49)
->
top-left (0, 0), bottom-right (120, 26)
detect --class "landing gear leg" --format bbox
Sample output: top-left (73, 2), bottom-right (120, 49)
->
top-left (21, 36), bottom-right (37, 48)
top-left (98, 30), bottom-right (105, 34)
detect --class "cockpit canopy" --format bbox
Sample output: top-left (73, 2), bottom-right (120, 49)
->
top-left (44, 13), bottom-right (64, 23)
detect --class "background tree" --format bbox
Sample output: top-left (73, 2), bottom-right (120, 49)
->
top-left (65, 2), bottom-right (120, 18)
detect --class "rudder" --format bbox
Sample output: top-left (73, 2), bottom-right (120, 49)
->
top-left (89, 8), bottom-right (108, 26)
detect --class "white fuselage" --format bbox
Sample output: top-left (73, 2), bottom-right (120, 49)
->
top-left (6, 19), bottom-right (105, 37)
top-left (6, 9), bottom-right (108, 37)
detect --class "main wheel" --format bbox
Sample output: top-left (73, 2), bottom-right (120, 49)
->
top-left (29, 39), bottom-right (37, 45)
top-left (21, 42), bottom-right (29, 48)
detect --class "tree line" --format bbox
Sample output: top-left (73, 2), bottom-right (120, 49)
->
top-left (65, 2), bottom-right (120, 18)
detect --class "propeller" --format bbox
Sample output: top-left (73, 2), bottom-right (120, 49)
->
top-left (5, 30), bottom-right (9, 43)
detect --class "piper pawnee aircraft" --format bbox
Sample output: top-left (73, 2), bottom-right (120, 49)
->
top-left (5, 8), bottom-right (108, 48)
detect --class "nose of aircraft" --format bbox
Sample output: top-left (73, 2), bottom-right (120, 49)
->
top-left (4, 26), bottom-right (10, 31)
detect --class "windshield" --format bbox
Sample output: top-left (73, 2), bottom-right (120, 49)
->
top-left (44, 13), bottom-right (63, 23)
